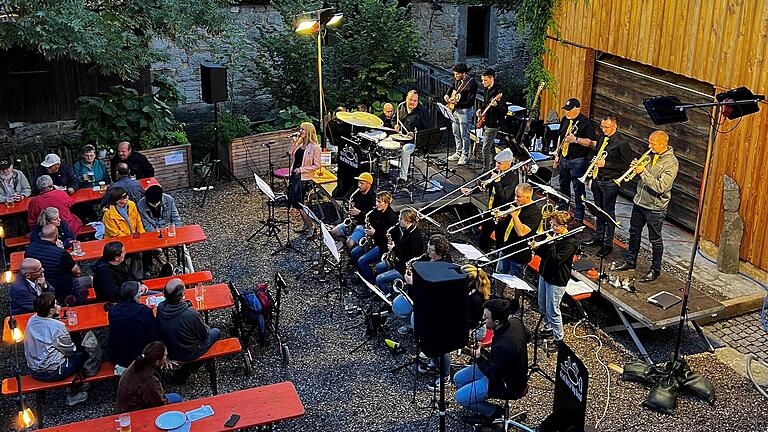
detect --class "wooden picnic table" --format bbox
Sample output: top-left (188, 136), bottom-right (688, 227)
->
top-left (35, 381), bottom-right (305, 431)
top-left (10, 224), bottom-right (206, 272)
top-left (3, 283), bottom-right (232, 344)
top-left (0, 177), bottom-right (160, 218)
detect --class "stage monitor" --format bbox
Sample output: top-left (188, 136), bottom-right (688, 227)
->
top-left (642, 96), bottom-right (688, 125)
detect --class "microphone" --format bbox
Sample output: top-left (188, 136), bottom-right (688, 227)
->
top-left (261, 140), bottom-right (276, 148)
top-left (289, 131), bottom-right (301, 138)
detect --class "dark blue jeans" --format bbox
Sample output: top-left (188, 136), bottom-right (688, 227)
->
top-left (180, 328), bottom-right (222, 362)
top-left (591, 179), bottom-right (620, 246)
top-left (30, 352), bottom-right (84, 382)
top-left (626, 205), bottom-right (665, 272)
top-left (352, 245), bottom-right (382, 283)
top-left (557, 157), bottom-right (588, 221)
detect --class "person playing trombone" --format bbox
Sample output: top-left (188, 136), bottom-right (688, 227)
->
top-left (495, 183), bottom-right (542, 279)
top-left (614, 130), bottom-right (678, 282)
top-left (534, 210), bottom-right (580, 353)
top-left (350, 191), bottom-right (398, 283)
top-left (581, 115), bottom-right (632, 257)
top-left (461, 148), bottom-right (518, 252)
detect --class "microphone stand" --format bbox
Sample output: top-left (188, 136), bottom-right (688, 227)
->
top-left (582, 197), bottom-right (621, 295)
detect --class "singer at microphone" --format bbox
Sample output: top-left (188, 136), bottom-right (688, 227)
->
top-left (287, 122), bottom-right (322, 237)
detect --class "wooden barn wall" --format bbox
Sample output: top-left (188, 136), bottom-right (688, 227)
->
top-left (545, 0), bottom-right (768, 270)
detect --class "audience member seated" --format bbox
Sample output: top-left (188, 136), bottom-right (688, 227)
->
top-left (35, 153), bottom-right (79, 194)
top-left (73, 144), bottom-right (111, 188)
top-left (157, 279), bottom-right (221, 383)
top-left (108, 282), bottom-right (160, 372)
top-left (23, 293), bottom-right (89, 405)
top-left (110, 141), bottom-right (155, 181)
top-left (10, 258), bottom-right (52, 315)
top-left (103, 186), bottom-right (145, 238)
top-left (30, 207), bottom-right (75, 250)
top-left (115, 341), bottom-right (182, 413)
top-left (102, 163), bottom-right (143, 206)
top-left (93, 241), bottom-right (139, 303)
top-left (25, 225), bottom-right (91, 305)
top-left (453, 298), bottom-right (528, 425)
top-left (137, 185), bottom-right (181, 232)
top-left (0, 158), bottom-right (31, 203)
top-left (28, 175), bottom-right (84, 235)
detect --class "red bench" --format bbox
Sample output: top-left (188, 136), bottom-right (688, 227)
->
top-left (80, 271), bottom-right (214, 302)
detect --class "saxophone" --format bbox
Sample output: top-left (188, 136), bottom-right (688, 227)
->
top-left (358, 209), bottom-right (376, 251)
top-left (393, 254), bottom-right (427, 291)
top-left (380, 225), bottom-right (400, 268)
top-left (342, 189), bottom-right (359, 236)
top-left (558, 120), bottom-right (580, 157)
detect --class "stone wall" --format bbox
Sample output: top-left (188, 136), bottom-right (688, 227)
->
top-left (0, 121), bottom-right (81, 158)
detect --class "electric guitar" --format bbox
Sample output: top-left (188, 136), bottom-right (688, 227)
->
top-left (475, 93), bottom-right (503, 129)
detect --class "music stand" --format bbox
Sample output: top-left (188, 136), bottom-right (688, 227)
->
top-left (582, 197), bottom-right (621, 295)
top-left (412, 126), bottom-right (451, 200)
top-left (248, 173), bottom-right (291, 252)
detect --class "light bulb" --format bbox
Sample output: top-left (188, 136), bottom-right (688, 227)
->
top-left (18, 407), bottom-right (35, 428)
top-left (3, 270), bottom-right (12, 284)
top-left (11, 327), bottom-right (23, 343)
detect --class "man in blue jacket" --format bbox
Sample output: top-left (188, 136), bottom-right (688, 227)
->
top-left (10, 258), bottom-right (53, 315)
top-left (108, 281), bottom-right (161, 372)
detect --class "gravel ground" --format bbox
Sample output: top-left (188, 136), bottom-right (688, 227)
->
top-left (1, 181), bottom-right (767, 431)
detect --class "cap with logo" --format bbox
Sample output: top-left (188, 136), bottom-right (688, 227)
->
top-left (562, 98), bottom-right (581, 111)
top-left (354, 172), bottom-right (374, 184)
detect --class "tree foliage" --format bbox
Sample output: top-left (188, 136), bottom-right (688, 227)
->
top-left (0, 0), bottom-right (231, 80)
top-left (254, 0), bottom-right (420, 114)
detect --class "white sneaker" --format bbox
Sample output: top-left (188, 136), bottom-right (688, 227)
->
top-left (398, 325), bottom-right (413, 335)
top-left (66, 391), bottom-right (88, 406)
top-left (426, 375), bottom-right (450, 391)
top-left (448, 153), bottom-right (461, 161)
top-left (457, 156), bottom-right (468, 165)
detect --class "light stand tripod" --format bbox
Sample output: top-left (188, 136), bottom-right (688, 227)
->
top-left (199, 102), bottom-right (249, 207)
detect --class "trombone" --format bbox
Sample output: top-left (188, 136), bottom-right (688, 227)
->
top-left (477, 229), bottom-right (555, 267)
top-left (479, 226), bottom-right (586, 268)
top-left (413, 166), bottom-right (503, 222)
top-left (446, 197), bottom-right (548, 234)
top-left (614, 150), bottom-right (652, 185)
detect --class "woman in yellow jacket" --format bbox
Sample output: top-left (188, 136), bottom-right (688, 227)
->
top-left (103, 186), bottom-right (145, 238)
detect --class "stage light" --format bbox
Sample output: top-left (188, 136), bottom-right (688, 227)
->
top-left (295, 19), bottom-right (318, 34)
top-left (9, 318), bottom-right (23, 343)
top-left (327, 13), bottom-right (343, 26)
top-left (0, 225), bottom-right (5, 238)
top-left (17, 407), bottom-right (35, 429)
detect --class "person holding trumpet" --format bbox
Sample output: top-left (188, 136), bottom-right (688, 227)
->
top-left (494, 182), bottom-right (542, 279)
top-left (614, 130), bottom-right (679, 282)
top-left (582, 115), bottom-right (633, 257)
top-left (350, 191), bottom-right (398, 283)
top-left (461, 148), bottom-right (518, 252)
top-left (533, 210), bottom-right (580, 352)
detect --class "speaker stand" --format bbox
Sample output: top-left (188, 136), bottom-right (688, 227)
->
top-left (199, 102), bottom-right (250, 207)
top-left (528, 314), bottom-right (555, 383)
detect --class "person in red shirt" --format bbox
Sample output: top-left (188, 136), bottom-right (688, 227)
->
top-left (28, 175), bottom-right (84, 235)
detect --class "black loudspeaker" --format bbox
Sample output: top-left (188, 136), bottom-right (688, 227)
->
top-left (200, 63), bottom-right (228, 104)
top-left (412, 261), bottom-right (468, 357)
top-left (716, 86), bottom-right (764, 119)
top-left (642, 96), bottom-right (688, 125)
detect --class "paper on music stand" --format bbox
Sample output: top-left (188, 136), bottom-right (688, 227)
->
top-left (436, 102), bottom-right (454, 121)
top-left (300, 203), bottom-right (322, 225)
top-left (356, 272), bottom-right (393, 306)
top-left (451, 242), bottom-right (489, 262)
top-left (507, 105), bottom-right (526, 114)
top-left (582, 197), bottom-right (621, 227)
top-left (565, 279), bottom-right (593, 297)
top-left (300, 204), bottom-right (340, 263)
top-left (253, 173), bottom-right (276, 201)
top-left (531, 181), bottom-right (569, 202)
top-left (492, 273), bottom-right (534, 291)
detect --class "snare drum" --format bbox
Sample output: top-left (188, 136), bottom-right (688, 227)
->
top-left (390, 133), bottom-right (413, 142)
top-left (377, 138), bottom-right (401, 174)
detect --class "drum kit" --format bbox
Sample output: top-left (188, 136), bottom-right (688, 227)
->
top-left (335, 111), bottom-right (413, 176)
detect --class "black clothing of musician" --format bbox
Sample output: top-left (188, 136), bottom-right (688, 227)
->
top-left (591, 130), bottom-right (633, 249)
top-left (557, 113), bottom-right (597, 160)
top-left (478, 172), bottom-right (518, 252)
top-left (380, 113), bottom-right (396, 130)
top-left (351, 189), bottom-right (376, 225)
top-left (477, 316), bottom-right (528, 399)
top-left (371, 207), bottom-right (399, 249)
top-left (482, 83), bottom-right (507, 129)
top-left (594, 131), bottom-right (632, 181)
top-left (499, 203), bottom-right (543, 265)
top-left (537, 236), bottom-right (579, 287)
top-left (397, 103), bottom-right (431, 134)
top-left (391, 226), bottom-right (425, 275)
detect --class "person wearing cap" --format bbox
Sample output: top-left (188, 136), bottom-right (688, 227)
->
top-left (27, 175), bottom-right (84, 235)
top-left (110, 141), bottom-right (155, 181)
top-left (102, 162), bottom-right (143, 206)
top-left (553, 98), bottom-right (597, 225)
top-left (73, 144), bottom-right (111, 188)
top-left (137, 185), bottom-right (193, 273)
top-left (0, 158), bottom-right (31, 203)
top-left (461, 148), bottom-right (518, 252)
top-left (476, 68), bottom-right (508, 170)
top-left (445, 63), bottom-right (478, 166)
top-left (331, 172), bottom-right (376, 250)
top-left (288, 122), bottom-right (322, 237)
top-left (395, 90), bottom-right (432, 184)
top-left (156, 278), bottom-right (221, 383)
top-left (35, 153), bottom-right (78, 194)
top-left (108, 281), bottom-right (160, 371)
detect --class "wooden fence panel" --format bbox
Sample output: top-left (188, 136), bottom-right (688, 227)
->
top-left (141, 144), bottom-right (192, 191)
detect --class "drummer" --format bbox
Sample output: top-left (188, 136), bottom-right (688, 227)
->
top-left (395, 90), bottom-right (432, 185)
top-left (380, 103), bottom-right (396, 129)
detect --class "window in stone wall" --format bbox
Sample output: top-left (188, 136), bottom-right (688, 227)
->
top-left (466, 6), bottom-right (490, 58)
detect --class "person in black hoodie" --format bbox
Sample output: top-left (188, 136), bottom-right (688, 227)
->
top-left (453, 298), bottom-right (528, 424)
top-left (350, 191), bottom-right (398, 283)
top-left (373, 208), bottom-right (424, 295)
top-left (534, 210), bottom-right (579, 352)
top-left (108, 281), bottom-right (160, 371)
top-left (92, 241), bottom-right (137, 303)
top-left (156, 278), bottom-right (220, 383)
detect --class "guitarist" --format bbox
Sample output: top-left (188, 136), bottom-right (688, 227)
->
top-left (444, 63), bottom-right (478, 166)
top-left (476, 68), bottom-right (507, 170)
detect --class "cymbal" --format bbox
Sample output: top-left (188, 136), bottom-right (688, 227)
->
top-left (369, 124), bottom-right (397, 132)
top-left (390, 133), bottom-right (413, 142)
top-left (336, 111), bottom-right (384, 128)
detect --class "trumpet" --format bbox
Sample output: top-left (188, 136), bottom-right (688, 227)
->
top-left (447, 197), bottom-right (548, 234)
top-left (613, 150), bottom-right (652, 185)
top-left (380, 225), bottom-right (400, 268)
top-left (358, 209), bottom-right (376, 251)
top-left (578, 150), bottom-right (608, 185)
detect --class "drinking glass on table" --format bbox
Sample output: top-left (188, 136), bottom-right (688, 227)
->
top-left (71, 240), bottom-right (84, 256)
top-left (167, 224), bottom-right (176, 237)
top-left (67, 309), bottom-right (78, 326)
top-left (116, 413), bottom-right (131, 432)
top-left (195, 285), bottom-right (205, 307)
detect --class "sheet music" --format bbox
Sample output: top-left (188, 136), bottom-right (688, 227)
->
top-left (492, 273), bottom-right (534, 291)
top-left (356, 272), bottom-right (393, 306)
top-left (300, 204), bottom-right (339, 263)
top-left (253, 173), bottom-right (276, 201)
top-left (565, 279), bottom-right (593, 297)
top-left (435, 102), bottom-right (454, 121)
top-left (451, 242), bottom-right (489, 262)
top-left (300, 203), bottom-right (322, 224)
